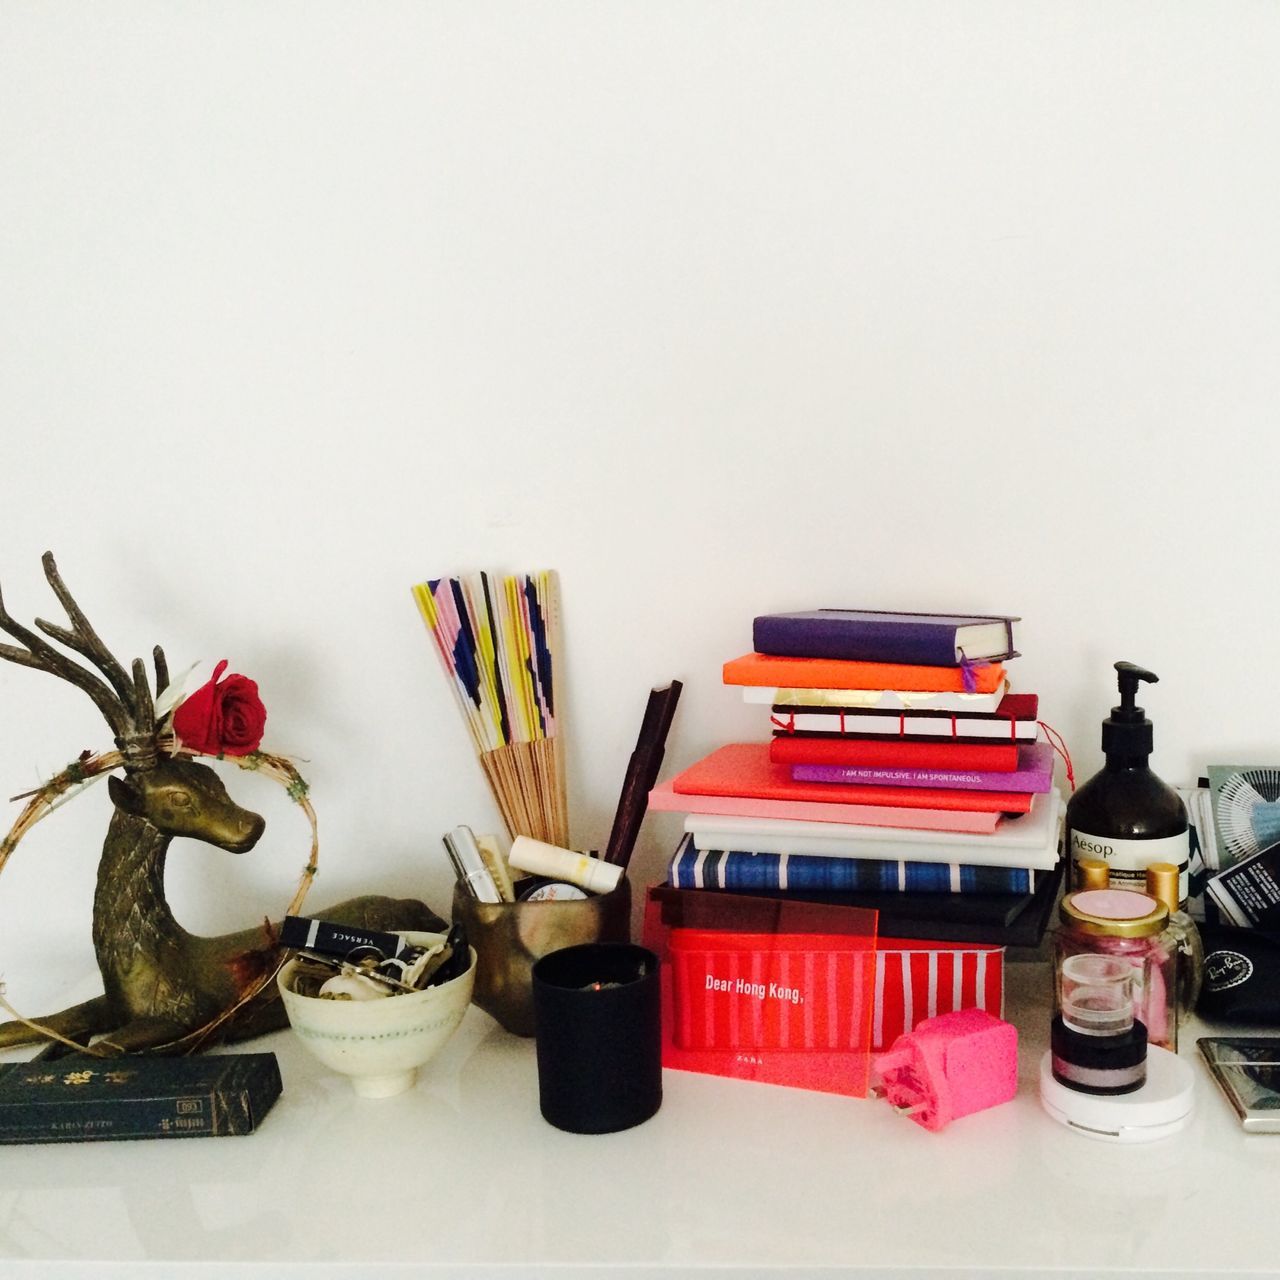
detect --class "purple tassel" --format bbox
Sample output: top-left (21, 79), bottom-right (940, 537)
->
top-left (959, 656), bottom-right (989, 693)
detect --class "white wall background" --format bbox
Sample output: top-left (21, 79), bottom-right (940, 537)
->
top-left (1, 2), bottom-right (1278, 1006)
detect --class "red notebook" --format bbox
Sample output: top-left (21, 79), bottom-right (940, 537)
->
top-left (769, 692), bottom-right (1039, 742)
top-left (770, 736), bottom-right (1021, 771)
top-left (648, 778), bottom-right (1001, 833)
top-left (671, 744), bottom-right (1034, 815)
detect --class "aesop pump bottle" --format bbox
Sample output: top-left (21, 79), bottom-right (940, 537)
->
top-left (1066, 662), bottom-right (1190, 903)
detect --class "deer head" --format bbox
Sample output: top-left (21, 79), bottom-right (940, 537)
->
top-left (0, 552), bottom-right (265, 849)
top-left (107, 761), bottom-right (265, 852)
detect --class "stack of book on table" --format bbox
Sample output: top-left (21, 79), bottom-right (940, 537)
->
top-left (649, 608), bottom-right (1065, 947)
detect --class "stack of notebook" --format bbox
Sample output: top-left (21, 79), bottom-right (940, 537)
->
top-left (649, 608), bottom-right (1065, 945)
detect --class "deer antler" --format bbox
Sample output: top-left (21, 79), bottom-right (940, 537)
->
top-left (153, 645), bottom-right (170, 698)
top-left (0, 553), bottom-right (156, 763)
top-left (33, 552), bottom-right (137, 708)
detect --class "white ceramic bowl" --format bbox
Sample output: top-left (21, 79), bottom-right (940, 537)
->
top-left (278, 931), bottom-right (475, 1098)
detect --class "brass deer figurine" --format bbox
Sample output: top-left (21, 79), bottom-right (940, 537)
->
top-left (0, 553), bottom-right (442, 1055)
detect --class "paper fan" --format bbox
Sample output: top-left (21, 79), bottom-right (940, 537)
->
top-left (1215, 768), bottom-right (1280, 862)
top-left (412, 571), bottom-right (568, 847)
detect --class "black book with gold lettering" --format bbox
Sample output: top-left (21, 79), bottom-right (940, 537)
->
top-left (0, 1052), bottom-right (282, 1143)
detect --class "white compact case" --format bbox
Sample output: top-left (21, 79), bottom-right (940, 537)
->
top-left (1039, 1046), bottom-right (1195, 1143)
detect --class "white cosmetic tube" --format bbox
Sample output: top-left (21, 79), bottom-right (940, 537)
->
top-left (508, 837), bottom-right (623, 896)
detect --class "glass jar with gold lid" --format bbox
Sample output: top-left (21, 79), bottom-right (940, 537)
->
top-left (1054, 888), bottom-right (1179, 1053)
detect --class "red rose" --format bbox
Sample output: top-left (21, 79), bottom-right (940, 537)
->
top-left (172, 659), bottom-right (267, 757)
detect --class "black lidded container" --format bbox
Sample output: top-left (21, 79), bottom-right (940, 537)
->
top-left (1066, 662), bottom-right (1189, 902)
top-left (1051, 1016), bottom-right (1149, 1095)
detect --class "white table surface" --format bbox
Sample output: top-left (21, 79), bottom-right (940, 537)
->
top-left (0, 960), bottom-right (1274, 1280)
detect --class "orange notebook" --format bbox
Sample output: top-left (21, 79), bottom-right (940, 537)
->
top-left (723, 653), bottom-right (1007, 695)
top-left (670, 744), bottom-right (1034, 815)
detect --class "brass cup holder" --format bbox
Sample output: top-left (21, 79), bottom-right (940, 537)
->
top-left (452, 877), bottom-right (632, 1037)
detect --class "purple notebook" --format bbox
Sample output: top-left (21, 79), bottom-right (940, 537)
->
top-left (752, 609), bottom-right (1019, 666)
top-left (791, 741), bottom-right (1054, 793)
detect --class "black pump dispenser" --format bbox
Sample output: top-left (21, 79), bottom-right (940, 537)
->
top-left (1066, 659), bottom-right (1189, 902)
top-left (1102, 662), bottom-right (1157, 760)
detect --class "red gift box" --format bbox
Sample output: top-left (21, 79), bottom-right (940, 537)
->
top-left (644, 887), bottom-right (1005, 1097)
top-left (870, 939), bottom-right (1004, 1051)
top-left (668, 927), bottom-right (873, 1053)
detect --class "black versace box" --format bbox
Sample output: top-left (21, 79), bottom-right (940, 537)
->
top-left (0, 1051), bottom-right (283, 1143)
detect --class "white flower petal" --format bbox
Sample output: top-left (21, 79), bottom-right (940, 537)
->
top-left (154, 660), bottom-right (202, 721)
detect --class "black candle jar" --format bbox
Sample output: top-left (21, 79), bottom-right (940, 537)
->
top-left (531, 942), bottom-right (662, 1134)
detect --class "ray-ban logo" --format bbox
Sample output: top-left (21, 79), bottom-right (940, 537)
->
top-left (1204, 949), bottom-right (1253, 993)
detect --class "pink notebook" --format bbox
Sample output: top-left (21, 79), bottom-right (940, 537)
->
top-left (648, 779), bottom-right (1000, 835)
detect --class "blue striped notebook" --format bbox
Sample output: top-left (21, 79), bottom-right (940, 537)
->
top-left (667, 835), bottom-right (1035, 895)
